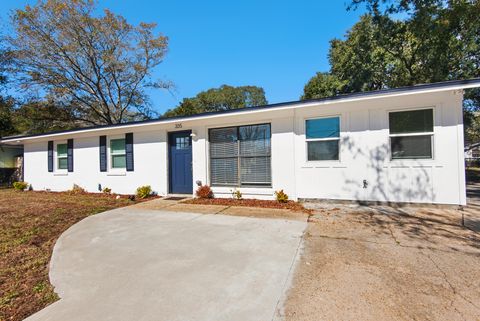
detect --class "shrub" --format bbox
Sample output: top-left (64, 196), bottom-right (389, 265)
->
top-left (13, 181), bottom-right (28, 191)
top-left (102, 187), bottom-right (112, 194)
top-left (275, 189), bottom-right (289, 203)
top-left (231, 189), bottom-right (242, 200)
top-left (136, 185), bottom-right (152, 199)
top-left (196, 185), bottom-right (213, 199)
top-left (69, 184), bottom-right (86, 194)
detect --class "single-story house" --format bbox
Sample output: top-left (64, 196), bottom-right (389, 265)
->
top-left (1, 79), bottom-right (480, 205)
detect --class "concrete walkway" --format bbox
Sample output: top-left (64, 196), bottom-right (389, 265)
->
top-left (26, 206), bottom-right (307, 321)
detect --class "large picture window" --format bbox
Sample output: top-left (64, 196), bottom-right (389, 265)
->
top-left (209, 124), bottom-right (271, 186)
top-left (306, 117), bottom-right (340, 161)
top-left (389, 109), bottom-right (434, 160)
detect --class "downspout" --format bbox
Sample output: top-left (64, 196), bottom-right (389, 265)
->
top-left (454, 90), bottom-right (467, 207)
top-left (292, 108), bottom-right (298, 201)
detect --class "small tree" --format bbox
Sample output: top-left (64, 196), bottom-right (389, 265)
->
top-left (8, 0), bottom-right (169, 125)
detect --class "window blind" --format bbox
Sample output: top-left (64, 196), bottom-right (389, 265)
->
top-left (209, 124), bottom-right (271, 186)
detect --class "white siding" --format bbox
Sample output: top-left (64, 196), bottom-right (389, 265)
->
top-left (22, 90), bottom-right (466, 205)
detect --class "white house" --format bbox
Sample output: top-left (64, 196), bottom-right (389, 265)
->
top-left (2, 79), bottom-right (480, 205)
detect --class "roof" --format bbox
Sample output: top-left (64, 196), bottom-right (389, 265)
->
top-left (2, 78), bottom-right (480, 143)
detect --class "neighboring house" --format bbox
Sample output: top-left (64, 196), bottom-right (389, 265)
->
top-left (465, 142), bottom-right (480, 167)
top-left (0, 144), bottom-right (23, 186)
top-left (1, 79), bottom-right (480, 205)
top-left (465, 143), bottom-right (480, 158)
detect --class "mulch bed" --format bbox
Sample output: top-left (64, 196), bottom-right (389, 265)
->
top-left (184, 197), bottom-right (312, 213)
top-left (0, 189), bottom-right (154, 321)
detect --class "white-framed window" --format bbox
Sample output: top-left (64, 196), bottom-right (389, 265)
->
top-left (305, 116), bottom-right (340, 161)
top-left (56, 143), bottom-right (68, 170)
top-left (389, 108), bottom-right (434, 160)
top-left (110, 138), bottom-right (126, 169)
top-left (209, 123), bottom-right (271, 187)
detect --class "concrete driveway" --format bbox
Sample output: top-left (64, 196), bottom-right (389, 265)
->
top-left (26, 207), bottom-right (306, 321)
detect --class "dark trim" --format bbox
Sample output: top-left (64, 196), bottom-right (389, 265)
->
top-left (125, 133), bottom-right (134, 172)
top-left (67, 139), bottom-right (74, 172)
top-left (47, 141), bottom-right (53, 172)
top-left (3, 78), bottom-right (480, 141)
top-left (99, 136), bottom-right (107, 172)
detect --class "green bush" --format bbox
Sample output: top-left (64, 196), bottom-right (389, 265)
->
top-left (275, 189), bottom-right (289, 203)
top-left (102, 187), bottom-right (112, 194)
top-left (13, 181), bottom-right (28, 191)
top-left (136, 185), bottom-right (152, 199)
top-left (196, 185), bottom-right (213, 199)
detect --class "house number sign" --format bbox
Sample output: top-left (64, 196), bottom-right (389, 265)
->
top-left (175, 123), bottom-right (182, 129)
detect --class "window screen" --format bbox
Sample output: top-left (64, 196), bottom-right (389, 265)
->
top-left (389, 109), bottom-right (433, 160)
top-left (389, 109), bottom-right (433, 134)
top-left (307, 140), bottom-right (339, 161)
top-left (209, 124), bottom-right (271, 186)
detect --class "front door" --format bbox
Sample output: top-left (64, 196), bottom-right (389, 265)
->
top-left (168, 131), bottom-right (193, 194)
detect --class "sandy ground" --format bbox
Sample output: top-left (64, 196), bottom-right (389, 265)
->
top-left (282, 202), bottom-right (480, 321)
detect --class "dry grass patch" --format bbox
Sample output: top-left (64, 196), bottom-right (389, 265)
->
top-left (0, 189), bottom-right (148, 321)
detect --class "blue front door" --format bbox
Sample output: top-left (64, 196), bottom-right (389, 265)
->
top-left (168, 131), bottom-right (193, 194)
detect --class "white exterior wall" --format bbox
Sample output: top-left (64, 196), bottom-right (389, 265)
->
top-left (21, 89), bottom-right (466, 205)
top-left (292, 90), bottom-right (466, 205)
top-left (24, 129), bottom-right (168, 195)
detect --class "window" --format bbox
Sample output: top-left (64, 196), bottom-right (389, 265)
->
top-left (306, 117), bottom-right (340, 161)
top-left (209, 124), bottom-right (271, 186)
top-left (57, 143), bottom-right (68, 170)
top-left (110, 138), bottom-right (126, 169)
top-left (389, 109), bottom-right (433, 160)
top-left (176, 136), bottom-right (190, 150)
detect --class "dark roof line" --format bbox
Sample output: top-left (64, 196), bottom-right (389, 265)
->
top-left (3, 78), bottom-right (480, 141)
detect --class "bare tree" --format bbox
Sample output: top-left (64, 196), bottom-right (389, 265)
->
top-left (7, 0), bottom-right (169, 125)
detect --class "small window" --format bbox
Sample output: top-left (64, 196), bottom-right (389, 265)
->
top-left (176, 137), bottom-right (190, 150)
top-left (306, 117), bottom-right (340, 161)
top-left (389, 109), bottom-right (433, 160)
top-left (110, 138), bottom-right (126, 169)
top-left (57, 143), bottom-right (68, 170)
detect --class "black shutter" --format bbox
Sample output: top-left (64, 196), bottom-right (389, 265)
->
top-left (47, 141), bottom-right (54, 172)
top-left (125, 133), bottom-right (134, 172)
top-left (99, 136), bottom-right (107, 172)
top-left (67, 139), bottom-right (74, 172)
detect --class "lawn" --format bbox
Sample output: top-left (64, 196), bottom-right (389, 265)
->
top-left (0, 189), bottom-right (139, 321)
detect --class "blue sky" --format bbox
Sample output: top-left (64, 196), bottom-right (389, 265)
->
top-left (0, 0), bottom-right (365, 114)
